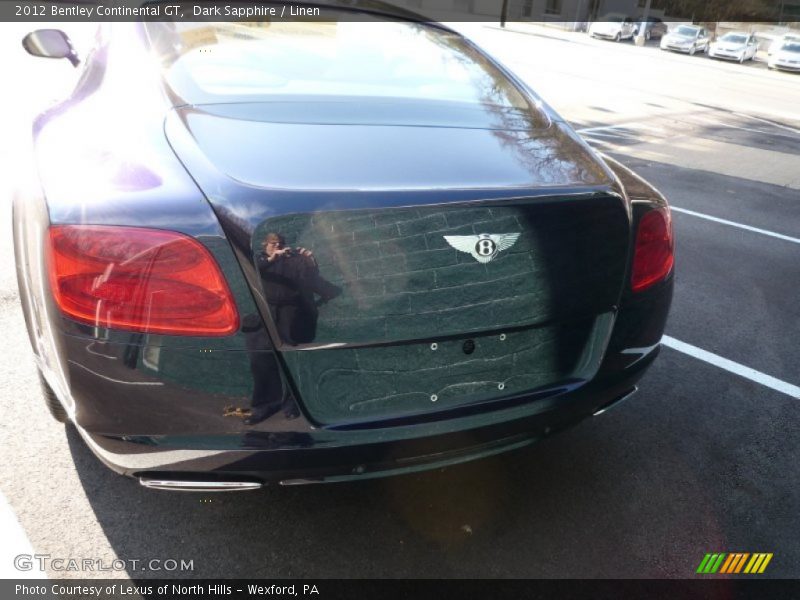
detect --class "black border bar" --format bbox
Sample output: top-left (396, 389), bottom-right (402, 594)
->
top-left (5, 579), bottom-right (800, 600)
top-left (4, 0), bottom-right (800, 22)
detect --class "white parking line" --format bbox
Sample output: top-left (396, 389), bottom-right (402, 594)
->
top-left (662, 336), bottom-right (800, 399)
top-left (581, 130), bottom-right (631, 138)
top-left (0, 490), bottom-right (46, 579)
top-left (577, 123), bottom-right (663, 134)
top-left (671, 206), bottom-right (800, 245)
top-left (687, 115), bottom-right (777, 136)
top-left (734, 113), bottom-right (800, 136)
top-left (577, 124), bottom-right (628, 134)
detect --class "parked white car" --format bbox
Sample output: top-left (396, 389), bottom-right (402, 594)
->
top-left (768, 33), bottom-right (800, 56)
top-left (589, 14), bottom-right (637, 42)
top-left (768, 40), bottom-right (800, 71)
top-left (708, 32), bottom-right (759, 63)
top-left (660, 25), bottom-right (710, 55)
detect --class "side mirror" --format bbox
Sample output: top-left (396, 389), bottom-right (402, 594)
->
top-left (22, 29), bottom-right (80, 67)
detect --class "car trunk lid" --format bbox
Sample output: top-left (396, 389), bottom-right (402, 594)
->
top-left (165, 104), bottom-right (631, 426)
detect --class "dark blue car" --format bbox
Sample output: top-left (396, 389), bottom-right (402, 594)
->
top-left (16, 3), bottom-right (673, 491)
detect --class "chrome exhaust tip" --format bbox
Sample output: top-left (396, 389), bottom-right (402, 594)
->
top-left (139, 478), bottom-right (263, 492)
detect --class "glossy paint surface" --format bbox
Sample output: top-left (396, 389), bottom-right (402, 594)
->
top-left (175, 101), bottom-right (608, 191)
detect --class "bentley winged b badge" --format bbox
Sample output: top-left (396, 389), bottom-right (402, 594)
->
top-left (443, 233), bottom-right (521, 263)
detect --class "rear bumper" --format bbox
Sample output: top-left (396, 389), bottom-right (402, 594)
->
top-left (78, 350), bottom-right (655, 486)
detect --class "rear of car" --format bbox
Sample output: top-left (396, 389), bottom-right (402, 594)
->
top-left (17, 12), bottom-right (674, 489)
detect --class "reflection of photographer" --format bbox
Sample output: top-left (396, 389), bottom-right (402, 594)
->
top-left (241, 313), bottom-right (297, 425)
top-left (257, 233), bottom-right (340, 345)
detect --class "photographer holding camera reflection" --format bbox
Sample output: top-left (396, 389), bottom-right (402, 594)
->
top-left (257, 232), bottom-right (340, 345)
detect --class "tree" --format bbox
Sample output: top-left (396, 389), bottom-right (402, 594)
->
top-left (660, 0), bottom-right (779, 21)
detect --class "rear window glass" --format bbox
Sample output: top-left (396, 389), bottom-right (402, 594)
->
top-left (145, 16), bottom-right (532, 111)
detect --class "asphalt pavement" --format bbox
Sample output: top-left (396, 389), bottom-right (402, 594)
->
top-left (0, 22), bottom-right (798, 580)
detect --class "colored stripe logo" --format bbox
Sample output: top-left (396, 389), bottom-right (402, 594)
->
top-left (696, 553), bottom-right (773, 574)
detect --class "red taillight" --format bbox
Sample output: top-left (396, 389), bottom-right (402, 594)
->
top-left (47, 225), bottom-right (240, 336)
top-left (631, 207), bottom-right (674, 293)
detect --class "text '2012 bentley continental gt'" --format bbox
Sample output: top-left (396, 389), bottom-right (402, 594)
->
top-left (16, 3), bottom-right (673, 491)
